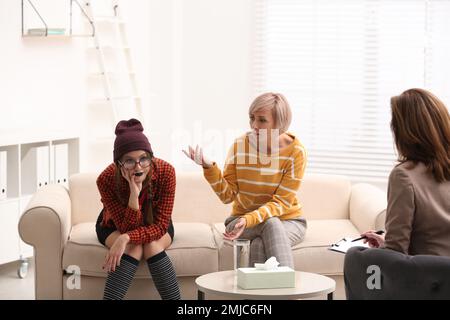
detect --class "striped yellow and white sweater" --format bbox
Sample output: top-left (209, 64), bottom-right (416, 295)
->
top-left (203, 133), bottom-right (307, 228)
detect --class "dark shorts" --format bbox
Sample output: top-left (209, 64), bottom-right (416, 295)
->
top-left (95, 209), bottom-right (175, 246)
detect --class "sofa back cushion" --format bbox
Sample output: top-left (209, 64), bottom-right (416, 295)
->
top-left (173, 173), bottom-right (352, 222)
top-left (69, 172), bottom-right (351, 225)
top-left (69, 172), bottom-right (232, 225)
top-left (172, 172), bottom-right (231, 224)
top-left (70, 173), bottom-right (103, 225)
top-left (298, 174), bottom-right (351, 220)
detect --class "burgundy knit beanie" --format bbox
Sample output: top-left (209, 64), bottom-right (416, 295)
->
top-left (113, 118), bottom-right (152, 162)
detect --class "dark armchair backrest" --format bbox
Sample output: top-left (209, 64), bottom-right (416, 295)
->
top-left (344, 247), bottom-right (450, 300)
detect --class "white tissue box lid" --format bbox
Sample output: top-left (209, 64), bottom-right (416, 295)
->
top-left (238, 266), bottom-right (294, 273)
top-left (237, 266), bottom-right (295, 289)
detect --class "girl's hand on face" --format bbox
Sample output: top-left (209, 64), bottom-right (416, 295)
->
top-left (120, 166), bottom-right (142, 196)
top-left (182, 145), bottom-right (213, 169)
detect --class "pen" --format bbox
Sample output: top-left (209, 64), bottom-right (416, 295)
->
top-left (351, 230), bottom-right (385, 242)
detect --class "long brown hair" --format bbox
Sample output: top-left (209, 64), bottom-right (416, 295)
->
top-left (114, 152), bottom-right (155, 224)
top-left (390, 88), bottom-right (450, 182)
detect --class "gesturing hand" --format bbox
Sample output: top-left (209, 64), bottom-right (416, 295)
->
top-left (223, 218), bottom-right (247, 241)
top-left (182, 145), bottom-right (213, 169)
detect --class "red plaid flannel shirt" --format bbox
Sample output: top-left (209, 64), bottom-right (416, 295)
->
top-left (96, 158), bottom-right (176, 244)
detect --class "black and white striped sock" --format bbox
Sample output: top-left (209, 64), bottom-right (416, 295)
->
top-left (147, 251), bottom-right (181, 300)
top-left (103, 254), bottom-right (139, 300)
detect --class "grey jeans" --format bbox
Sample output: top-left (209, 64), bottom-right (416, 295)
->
top-left (225, 216), bottom-right (307, 268)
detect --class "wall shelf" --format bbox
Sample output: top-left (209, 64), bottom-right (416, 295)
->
top-left (21, 0), bottom-right (95, 37)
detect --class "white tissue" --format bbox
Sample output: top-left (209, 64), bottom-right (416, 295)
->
top-left (254, 256), bottom-right (280, 270)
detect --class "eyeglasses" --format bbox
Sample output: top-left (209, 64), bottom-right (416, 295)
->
top-left (119, 156), bottom-right (152, 170)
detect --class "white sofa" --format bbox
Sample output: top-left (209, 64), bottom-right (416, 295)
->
top-left (19, 172), bottom-right (386, 300)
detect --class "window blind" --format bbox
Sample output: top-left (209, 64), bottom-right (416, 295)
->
top-left (253, 0), bottom-right (450, 184)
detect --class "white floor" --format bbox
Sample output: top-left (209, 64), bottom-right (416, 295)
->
top-left (0, 258), bottom-right (344, 300)
top-left (0, 258), bottom-right (35, 300)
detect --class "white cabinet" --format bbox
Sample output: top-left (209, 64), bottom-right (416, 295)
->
top-left (19, 195), bottom-right (34, 258)
top-left (21, 143), bottom-right (51, 195)
top-left (0, 200), bottom-right (21, 265)
top-left (0, 136), bottom-right (79, 267)
top-left (0, 145), bottom-right (20, 200)
top-left (0, 151), bottom-right (7, 201)
top-left (53, 143), bottom-right (69, 188)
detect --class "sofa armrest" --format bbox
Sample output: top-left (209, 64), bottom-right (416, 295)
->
top-left (18, 184), bottom-right (72, 300)
top-left (349, 183), bottom-right (387, 233)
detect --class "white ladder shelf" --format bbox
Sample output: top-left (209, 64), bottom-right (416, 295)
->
top-left (86, 0), bottom-right (144, 128)
top-left (84, 0), bottom-right (145, 171)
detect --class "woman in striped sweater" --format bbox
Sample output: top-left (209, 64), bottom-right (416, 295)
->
top-left (184, 93), bottom-right (307, 268)
top-left (96, 118), bottom-right (180, 300)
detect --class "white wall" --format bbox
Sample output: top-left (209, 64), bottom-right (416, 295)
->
top-left (0, 0), bottom-right (86, 139)
top-left (121, 0), bottom-right (255, 172)
top-left (0, 0), bottom-right (255, 173)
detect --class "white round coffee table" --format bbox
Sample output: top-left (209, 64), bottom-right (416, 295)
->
top-left (195, 270), bottom-right (336, 300)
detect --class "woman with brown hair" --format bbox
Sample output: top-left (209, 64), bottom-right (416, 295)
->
top-left (95, 118), bottom-right (180, 300)
top-left (361, 88), bottom-right (450, 256)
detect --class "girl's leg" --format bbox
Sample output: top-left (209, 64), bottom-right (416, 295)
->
top-left (143, 233), bottom-right (181, 300)
top-left (103, 231), bottom-right (143, 300)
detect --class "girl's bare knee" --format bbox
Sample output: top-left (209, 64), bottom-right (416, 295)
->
top-left (143, 233), bottom-right (171, 260)
top-left (125, 244), bottom-right (144, 260)
top-left (143, 242), bottom-right (163, 260)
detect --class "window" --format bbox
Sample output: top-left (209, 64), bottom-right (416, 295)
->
top-left (253, 0), bottom-right (450, 185)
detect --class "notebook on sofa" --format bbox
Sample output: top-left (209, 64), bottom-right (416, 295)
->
top-left (328, 237), bottom-right (369, 254)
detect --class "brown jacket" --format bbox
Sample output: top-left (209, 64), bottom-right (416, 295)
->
top-left (384, 161), bottom-right (450, 256)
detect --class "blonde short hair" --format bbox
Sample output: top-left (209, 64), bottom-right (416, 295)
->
top-left (248, 92), bottom-right (292, 133)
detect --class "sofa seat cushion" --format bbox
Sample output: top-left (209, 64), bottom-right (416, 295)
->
top-left (212, 219), bottom-right (360, 275)
top-left (63, 222), bottom-right (218, 278)
top-left (293, 219), bottom-right (360, 275)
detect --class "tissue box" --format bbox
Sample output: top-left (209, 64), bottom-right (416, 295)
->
top-left (237, 267), bottom-right (295, 289)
